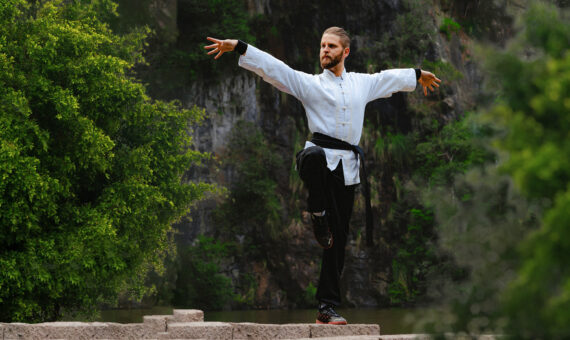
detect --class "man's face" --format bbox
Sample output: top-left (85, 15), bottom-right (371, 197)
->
top-left (320, 34), bottom-right (347, 70)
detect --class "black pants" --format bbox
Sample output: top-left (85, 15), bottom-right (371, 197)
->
top-left (296, 146), bottom-right (356, 307)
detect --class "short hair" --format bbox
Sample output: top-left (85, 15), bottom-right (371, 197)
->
top-left (323, 27), bottom-right (350, 49)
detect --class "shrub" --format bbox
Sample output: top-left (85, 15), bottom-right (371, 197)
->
top-left (0, 0), bottom-right (210, 321)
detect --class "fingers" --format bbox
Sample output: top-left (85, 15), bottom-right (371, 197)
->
top-left (205, 37), bottom-right (224, 59)
top-left (206, 37), bottom-right (221, 44)
top-left (420, 72), bottom-right (442, 96)
top-left (422, 82), bottom-right (439, 96)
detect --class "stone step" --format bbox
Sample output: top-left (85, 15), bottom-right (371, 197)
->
top-left (158, 321), bottom-right (380, 339)
top-left (231, 322), bottom-right (310, 339)
top-left (1, 321), bottom-right (157, 339)
top-left (378, 335), bottom-right (432, 340)
top-left (161, 322), bottom-right (232, 339)
top-left (142, 309), bottom-right (204, 333)
top-left (171, 309), bottom-right (204, 323)
top-left (284, 337), bottom-right (381, 340)
top-left (0, 309), bottom-right (386, 339)
top-left (282, 336), bottom-right (433, 340)
top-left (309, 323), bottom-right (380, 338)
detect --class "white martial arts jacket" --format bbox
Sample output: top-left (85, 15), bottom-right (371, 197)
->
top-left (238, 45), bottom-right (417, 185)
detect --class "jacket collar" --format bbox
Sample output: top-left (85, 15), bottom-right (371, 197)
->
top-left (323, 68), bottom-right (347, 80)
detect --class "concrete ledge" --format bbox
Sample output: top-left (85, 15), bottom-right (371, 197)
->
top-left (443, 335), bottom-right (499, 340)
top-left (1, 310), bottom-right (389, 339)
top-left (104, 322), bottom-right (155, 339)
top-left (310, 324), bottom-right (380, 338)
top-left (169, 309), bottom-right (204, 323)
top-left (2, 321), bottom-right (157, 340)
top-left (164, 321), bottom-right (233, 339)
top-left (283, 336), bottom-right (381, 340)
top-left (144, 315), bottom-right (168, 333)
top-left (232, 323), bottom-right (311, 339)
top-left (4, 322), bottom-right (107, 339)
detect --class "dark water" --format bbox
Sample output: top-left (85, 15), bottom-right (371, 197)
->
top-left (99, 307), bottom-right (425, 335)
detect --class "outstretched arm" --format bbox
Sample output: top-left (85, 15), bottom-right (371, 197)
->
top-left (204, 37), bottom-right (311, 99)
top-left (418, 70), bottom-right (441, 96)
top-left (363, 68), bottom-right (441, 102)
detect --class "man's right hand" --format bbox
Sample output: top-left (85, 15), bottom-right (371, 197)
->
top-left (204, 37), bottom-right (237, 60)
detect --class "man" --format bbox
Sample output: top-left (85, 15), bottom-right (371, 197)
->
top-left (205, 27), bottom-right (440, 325)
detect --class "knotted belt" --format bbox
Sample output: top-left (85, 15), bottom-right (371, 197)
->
top-left (311, 132), bottom-right (374, 247)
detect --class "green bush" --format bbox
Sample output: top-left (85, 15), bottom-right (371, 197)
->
top-left (0, 0), bottom-right (210, 322)
top-left (414, 114), bottom-right (491, 187)
top-left (173, 236), bottom-right (234, 310)
top-left (147, 0), bottom-right (254, 82)
top-left (363, 0), bottom-right (434, 68)
top-left (440, 17), bottom-right (462, 40)
top-left (372, 112), bottom-right (491, 307)
top-left (213, 121), bottom-right (284, 254)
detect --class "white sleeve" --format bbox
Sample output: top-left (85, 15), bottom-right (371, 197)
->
top-left (363, 68), bottom-right (417, 102)
top-left (238, 45), bottom-right (310, 100)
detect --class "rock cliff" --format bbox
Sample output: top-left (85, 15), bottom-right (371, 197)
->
top-left (134, 0), bottom-right (513, 310)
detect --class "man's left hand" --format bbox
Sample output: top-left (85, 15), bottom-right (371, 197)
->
top-left (418, 70), bottom-right (441, 96)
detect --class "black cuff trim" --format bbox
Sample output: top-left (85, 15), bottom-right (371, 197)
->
top-left (236, 40), bottom-right (248, 55)
top-left (415, 68), bottom-right (421, 80)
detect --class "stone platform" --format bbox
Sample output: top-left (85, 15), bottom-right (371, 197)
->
top-left (1, 309), bottom-right (412, 340)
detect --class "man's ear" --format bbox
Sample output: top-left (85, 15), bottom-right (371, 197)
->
top-left (344, 47), bottom-right (350, 59)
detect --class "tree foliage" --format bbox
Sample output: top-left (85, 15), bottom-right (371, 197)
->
top-left (0, 0), bottom-right (210, 322)
top-left (172, 235), bottom-right (234, 310)
top-left (487, 2), bottom-right (570, 337)
top-left (368, 108), bottom-right (492, 305)
top-left (213, 120), bottom-right (284, 252)
top-left (417, 2), bottom-right (570, 338)
top-left (129, 0), bottom-right (255, 96)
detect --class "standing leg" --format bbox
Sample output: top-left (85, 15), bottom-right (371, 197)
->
top-left (315, 161), bottom-right (355, 324)
top-left (315, 161), bottom-right (355, 307)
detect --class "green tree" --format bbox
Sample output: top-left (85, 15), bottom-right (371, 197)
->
top-left (119, 0), bottom-right (255, 97)
top-left (417, 2), bottom-right (570, 338)
top-left (172, 235), bottom-right (234, 310)
top-left (213, 120), bottom-right (284, 252)
top-left (0, 0), bottom-right (210, 322)
top-left (486, 2), bottom-right (570, 338)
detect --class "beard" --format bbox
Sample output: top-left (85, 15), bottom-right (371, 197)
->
top-left (321, 53), bottom-right (342, 69)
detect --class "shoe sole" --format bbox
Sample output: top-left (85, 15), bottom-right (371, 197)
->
top-left (315, 319), bottom-right (347, 325)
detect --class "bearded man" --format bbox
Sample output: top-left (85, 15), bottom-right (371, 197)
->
top-left (205, 27), bottom-right (440, 325)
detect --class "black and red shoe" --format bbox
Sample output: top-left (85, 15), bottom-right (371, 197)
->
top-left (316, 303), bottom-right (347, 325)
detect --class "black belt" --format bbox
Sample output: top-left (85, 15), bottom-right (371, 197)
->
top-left (311, 132), bottom-right (374, 247)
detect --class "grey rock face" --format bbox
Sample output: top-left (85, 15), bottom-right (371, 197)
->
top-left (189, 73), bottom-right (258, 153)
top-left (172, 0), bottom-right (484, 310)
